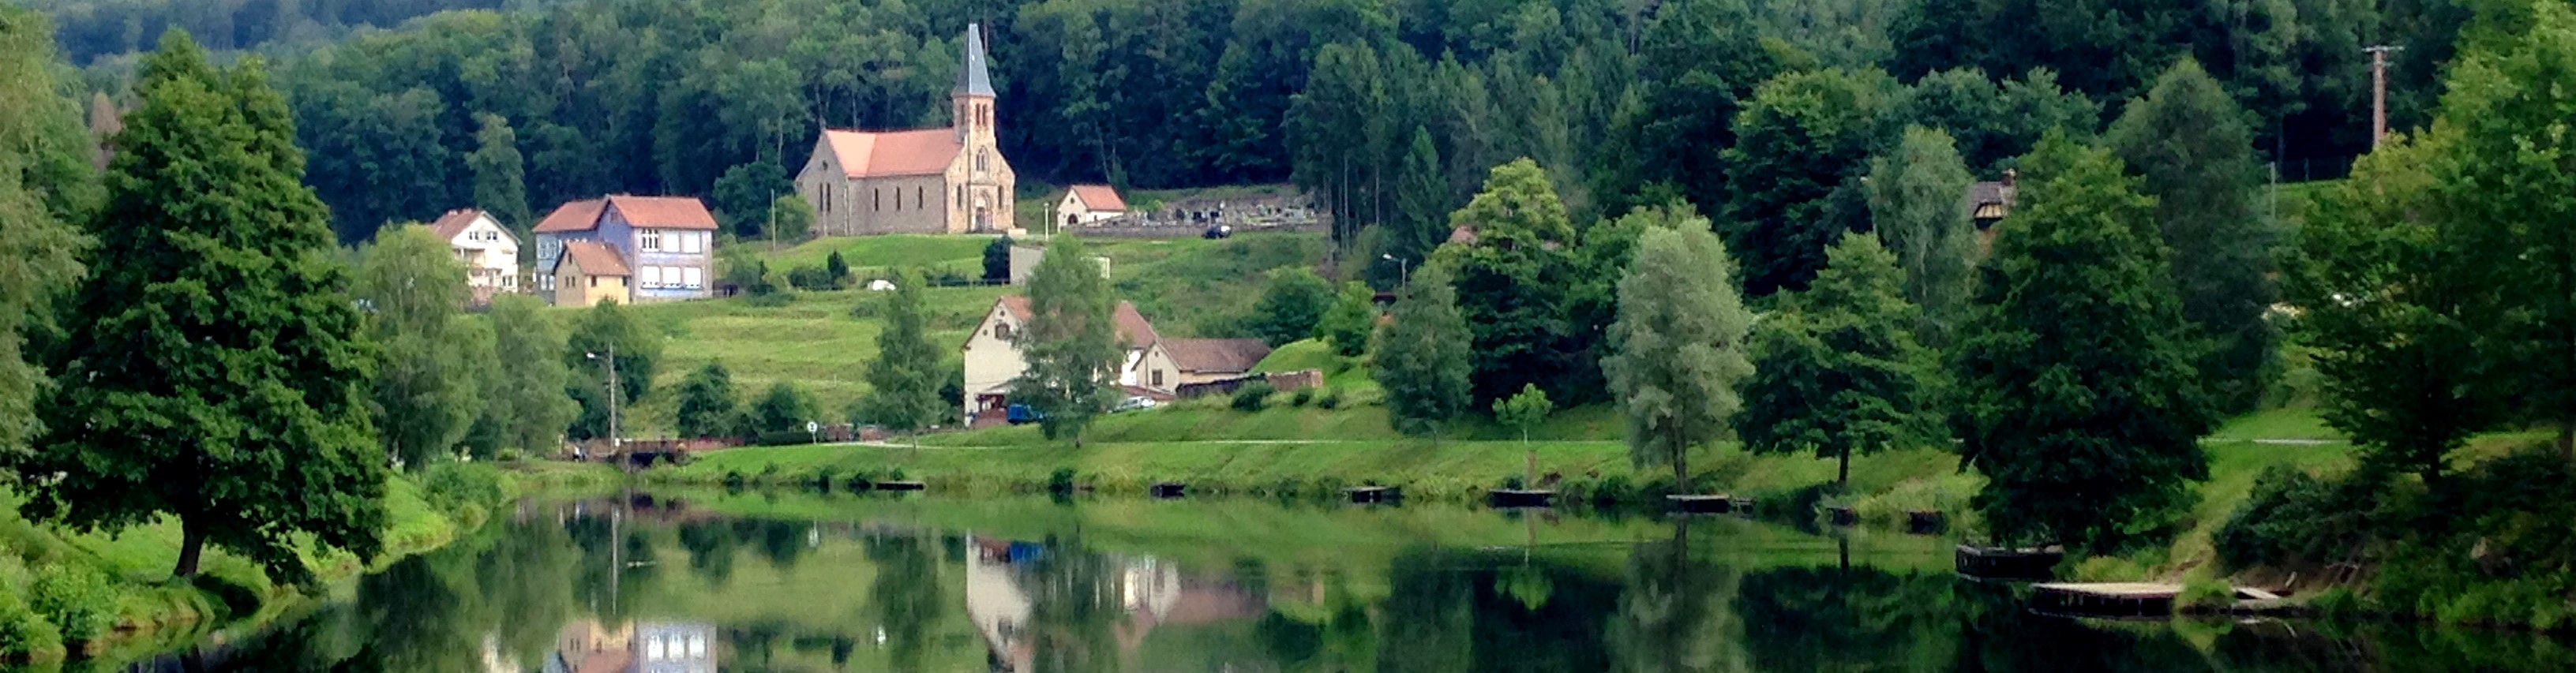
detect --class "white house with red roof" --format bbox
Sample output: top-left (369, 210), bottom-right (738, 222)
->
top-left (957, 294), bottom-right (1277, 424)
top-left (797, 24), bottom-right (1016, 235)
top-left (531, 195), bottom-right (719, 305)
top-left (427, 208), bottom-right (519, 303)
top-left (1056, 184), bottom-right (1128, 226)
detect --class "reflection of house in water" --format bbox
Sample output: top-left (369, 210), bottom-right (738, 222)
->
top-left (963, 533), bottom-right (1266, 671)
top-left (546, 619), bottom-right (716, 673)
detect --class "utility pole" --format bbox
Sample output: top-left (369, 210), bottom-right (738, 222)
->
top-left (2366, 45), bottom-right (2405, 148)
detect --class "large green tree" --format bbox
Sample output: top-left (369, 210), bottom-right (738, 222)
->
top-left (1317, 280), bottom-right (1378, 357)
top-left (1443, 159), bottom-right (1584, 406)
top-left (2107, 58), bottom-right (2281, 413)
top-left (1011, 236), bottom-right (1121, 445)
top-left (1736, 233), bottom-right (1940, 486)
top-left (1248, 267), bottom-right (1337, 346)
top-left (2293, 132), bottom-right (2491, 484)
top-left (1720, 67), bottom-right (1899, 297)
top-left (861, 268), bottom-right (947, 438)
top-left (12, 33), bottom-right (384, 581)
top-left (466, 113), bottom-right (531, 235)
top-left (1382, 125), bottom-right (1449, 288)
top-left (1865, 125), bottom-right (1979, 346)
top-left (564, 301), bottom-right (661, 442)
top-left (1596, 0), bottom-right (1780, 216)
top-left (674, 362), bottom-right (742, 439)
top-left (748, 382), bottom-right (815, 436)
top-left (1374, 262), bottom-right (1473, 438)
top-left (1603, 214), bottom-right (1755, 492)
top-left (488, 294), bottom-right (577, 454)
top-left (354, 224), bottom-right (478, 469)
top-left (1951, 136), bottom-right (2213, 551)
top-left (0, 6), bottom-right (95, 462)
top-left (2435, 2), bottom-right (2576, 458)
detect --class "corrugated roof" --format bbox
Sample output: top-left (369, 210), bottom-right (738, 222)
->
top-left (1163, 338), bottom-right (1271, 374)
top-left (534, 198), bottom-right (607, 234)
top-left (958, 24), bottom-right (996, 97)
top-left (429, 208), bottom-right (488, 241)
top-left (1068, 184), bottom-right (1127, 211)
top-left (559, 241), bottom-right (630, 277)
top-left (823, 129), bottom-right (962, 178)
top-left (607, 195), bottom-right (718, 230)
top-left (993, 296), bottom-right (1159, 349)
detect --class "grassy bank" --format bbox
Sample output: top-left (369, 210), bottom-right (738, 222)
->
top-left (0, 463), bottom-right (538, 664)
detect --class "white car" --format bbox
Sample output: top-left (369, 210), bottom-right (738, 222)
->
top-left (1116, 396), bottom-right (1161, 413)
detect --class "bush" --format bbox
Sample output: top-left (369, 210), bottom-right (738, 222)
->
top-left (30, 563), bottom-right (118, 644)
top-left (0, 591), bottom-right (61, 660)
top-left (420, 462), bottom-right (508, 514)
top-left (2178, 578), bottom-right (2236, 611)
top-left (1316, 388), bottom-right (1344, 409)
top-left (1048, 468), bottom-right (1078, 495)
top-left (495, 448), bottom-right (524, 462)
top-left (2214, 465), bottom-right (2375, 570)
top-left (786, 264), bottom-right (839, 290)
top-left (1290, 387), bottom-right (1315, 406)
top-left (1231, 382), bottom-right (1276, 412)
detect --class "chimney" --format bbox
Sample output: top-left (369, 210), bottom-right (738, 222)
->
top-left (2001, 168), bottom-right (2017, 189)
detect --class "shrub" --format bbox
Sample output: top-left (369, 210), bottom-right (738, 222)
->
top-left (1317, 388), bottom-right (1344, 409)
top-left (887, 467), bottom-right (909, 481)
top-left (30, 563), bottom-right (118, 644)
top-left (0, 591), bottom-right (61, 660)
top-left (2214, 465), bottom-right (2375, 570)
top-left (1290, 387), bottom-right (1315, 406)
top-left (420, 462), bottom-right (508, 514)
top-left (1048, 468), bottom-right (1078, 495)
top-left (786, 264), bottom-right (839, 290)
top-left (1231, 382), bottom-right (1276, 412)
top-left (495, 448), bottom-right (524, 462)
top-left (2178, 578), bottom-right (2236, 611)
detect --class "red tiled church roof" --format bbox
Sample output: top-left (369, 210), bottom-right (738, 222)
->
top-left (823, 129), bottom-right (962, 178)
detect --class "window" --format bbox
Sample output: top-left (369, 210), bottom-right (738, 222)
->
top-left (976, 149), bottom-right (988, 172)
top-left (995, 322), bottom-right (1013, 340)
top-left (588, 276), bottom-right (598, 288)
top-left (874, 189), bottom-right (882, 211)
top-left (917, 186), bottom-right (924, 210)
top-left (683, 267), bottom-right (704, 289)
top-left (1152, 370), bottom-right (1164, 387)
top-left (640, 266), bottom-right (662, 288)
top-left (640, 229), bottom-right (662, 252)
top-left (957, 185), bottom-right (966, 210)
top-left (821, 184), bottom-right (831, 213)
top-left (680, 231), bottom-right (702, 254)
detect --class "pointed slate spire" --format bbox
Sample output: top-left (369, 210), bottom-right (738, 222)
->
top-left (956, 24), bottom-right (996, 97)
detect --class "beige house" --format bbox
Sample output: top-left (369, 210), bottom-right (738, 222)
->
top-left (960, 295), bottom-right (1161, 424)
top-left (1153, 338), bottom-right (1273, 387)
top-left (1969, 169), bottom-right (2018, 251)
top-left (1056, 184), bottom-right (1128, 226)
top-left (798, 24), bottom-right (1015, 235)
top-left (553, 241), bottom-right (632, 308)
top-left (429, 208), bottom-right (520, 303)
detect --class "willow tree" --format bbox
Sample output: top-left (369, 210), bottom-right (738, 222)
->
top-left (1603, 211), bottom-right (1755, 492)
top-left (355, 224), bottom-right (477, 469)
top-left (0, 6), bottom-right (93, 462)
top-left (1866, 125), bottom-right (1978, 346)
top-left (14, 32), bottom-right (385, 581)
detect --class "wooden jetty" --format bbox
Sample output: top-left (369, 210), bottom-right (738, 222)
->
top-left (1149, 482), bottom-right (1187, 499)
top-left (1955, 544), bottom-right (2064, 580)
top-left (2030, 582), bottom-right (2180, 618)
top-left (876, 480), bottom-right (927, 492)
top-left (1827, 506), bottom-right (1859, 526)
top-left (1343, 486), bottom-right (1399, 504)
top-left (1907, 510), bottom-right (1947, 534)
top-left (1666, 495), bottom-right (1732, 514)
top-left (1487, 489), bottom-right (1557, 508)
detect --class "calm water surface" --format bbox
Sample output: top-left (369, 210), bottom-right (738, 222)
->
top-left (104, 490), bottom-right (2576, 671)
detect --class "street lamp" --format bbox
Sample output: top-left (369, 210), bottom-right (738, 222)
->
top-left (1382, 253), bottom-right (1409, 286)
top-left (586, 343), bottom-right (620, 454)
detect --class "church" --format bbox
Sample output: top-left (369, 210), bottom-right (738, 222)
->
top-left (796, 24), bottom-right (1017, 235)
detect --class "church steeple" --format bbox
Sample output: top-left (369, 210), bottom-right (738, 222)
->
top-left (953, 24), bottom-right (996, 146)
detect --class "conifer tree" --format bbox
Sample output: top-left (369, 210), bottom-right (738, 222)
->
top-left (1952, 136), bottom-right (2214, 551)
top-left (1375, 264), bottom-right (1473, 438)
top-left (13, 32), bottom-right (385, 581)
top-left (862, 268), bottom-right (947, 439)
top-left (1736, 233), bottom-right (1940, 486)
top-left (1012, 237), bottom-right (1120, 445)
top-left (467, 114), bottom-right (531, 235)
top-left (1603, 215), bottom-right (1755, 492)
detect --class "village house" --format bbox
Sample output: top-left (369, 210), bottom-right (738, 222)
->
top-left (532, 195), bottom-right (719, 305)
top-left (797, 24), bottom-right (1016, 236)
top-left (428, 208), bottom-right (520, 304)
top-left (1055, 184), bottom-right (1128, 226)
top-left (1149, 338), bottom-right (1273, 388)
top-left (958, 294), bottom-right (1278, 423)
top-left (1969, 169), bottom-right (2018, 249)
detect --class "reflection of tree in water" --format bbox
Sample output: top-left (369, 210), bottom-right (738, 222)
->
top-left (568, 510), bottom-right (660, 626)
top-left (1733, 562), bottom-right (1959, 671)
top-left (2211, 619), bottom-right (2576, 673)
top-left (1605, 520), bottom-right (1751, 673)
top-left (1367, 546), bottom-right (1621, 672)
top-left (1026, 534), bottom-right (1123, 673)
top-left (867, 532), bottom-right (950, 671)
top-left (754, 518), bottom-right (808, 570)
top-left (1257, 573), bottom-right (1381, 673)
top-left (1946, 579), bottom-right (2214, 672)
top-left (677, 519), bottom-right (740, 585)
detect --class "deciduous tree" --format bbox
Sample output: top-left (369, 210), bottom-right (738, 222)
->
top-left (1494, 383), bottom-right (1554, 486)
top-left (466, 113), bottom-right (531, 236)
top-left (0, 6), bottom-right (93, 462)
top-left (1867, 125), bottom-right (1978, 346)
top-left (1249, 267), bottom-right (1337, 346)
top-left (13, 33), bottom-right (385, 581)
top-left (748, 382), bottom-right (815, 436)
top-left (1375, 263), bottom-right (1473, 438)
top-left (862, 269), bottom-right (947, 439)
top-left (355, 224), bottom-right (478, 469)
top-left (489, 295), bottom-right (577, 454)
top-left (1444, 159), bottom-right (1583, 406)
top-left (1735, 233), bottom-right (1940, 486)
top-left (675, 363), bottom-right (742, 439)
top-left (1951, 136), bottom-right (2213, 551)
top-left (1012, 237), bottom-right (1121, 446)
top-left (1603, 217), bottom-right (1754, 492)
top-left (1317, 281), bottom-right (1378, 357)
top-left (1720, 67), bottom-right (1899, 297)
top-left (564, 300), bottom-right (661, 442)
top-left (769, 193), bottom-right (816, 244)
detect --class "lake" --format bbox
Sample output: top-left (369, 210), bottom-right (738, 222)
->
top-left (118, 488), bottom-right (2576, 671)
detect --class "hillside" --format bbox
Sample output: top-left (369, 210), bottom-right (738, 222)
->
top-left (602, 230), bottom-right (1326, 435)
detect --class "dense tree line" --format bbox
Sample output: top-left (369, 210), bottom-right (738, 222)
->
top-left (27, 0), bottom-right (555, 65)
top-left (39, 0), bottom-right (2477, 251)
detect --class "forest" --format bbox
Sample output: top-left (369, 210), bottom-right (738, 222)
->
top-left (33, 0), bottom-right (2471, 251)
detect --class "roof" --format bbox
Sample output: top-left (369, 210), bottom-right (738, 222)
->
top-left (958, 24), bottom-right (996, 97)
top-left (1067, 184), bottom-right (1127, 211)
top-left (823, 128), bottom-right (963, 178)
top-left (1969, 180), bottom-right (2016, 223)
top-left (605, 195), bottom-right (719, 230)
top-left (992, 297), bottom-right (1160, 349)
top-left (559, 241), bottom-right (631, 277)
top-left (1969, 181), bottom-right (2012, 206)
top-left (429, 208), bottom-right (493, 241)
top-left (534, 198), bottom-right (607, 234)
top-left (1162, 338), bottom-right (1271, 374)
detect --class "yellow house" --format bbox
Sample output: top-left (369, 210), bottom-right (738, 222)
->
top-left (553, 241), bottom-right (632, 308)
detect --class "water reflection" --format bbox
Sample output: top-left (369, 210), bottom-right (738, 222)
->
top-left (101, 492), bottom-right (2576, 673)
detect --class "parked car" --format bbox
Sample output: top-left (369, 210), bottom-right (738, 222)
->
top-left (1007, 404), bottom-right (1043, 424)
top-left (1202, 225), bottom-right (1233, 239)
top-left (1115, 396), bottom-right (1161, 413)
